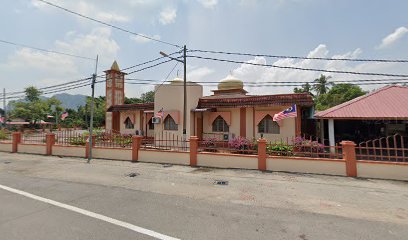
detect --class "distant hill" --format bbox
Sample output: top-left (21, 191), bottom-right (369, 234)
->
top-left (7, 93), bottom-right (88, 110)
top-left (52, 93), bottom-right (87, 109)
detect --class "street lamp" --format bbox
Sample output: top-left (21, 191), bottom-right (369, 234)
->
top-left (160, 45), bottom-right (187, 140)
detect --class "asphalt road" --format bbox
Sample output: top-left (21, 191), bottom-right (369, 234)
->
top-left (0, 153), bottom-right (408, 240)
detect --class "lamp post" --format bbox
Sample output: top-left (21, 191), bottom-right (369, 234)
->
top-left (160, 45), bottom-right (187, 140)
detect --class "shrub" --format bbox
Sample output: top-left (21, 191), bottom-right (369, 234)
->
top-left (0, 129), bottom-right (10, 140)
top-left (202, 137), bottom-right (218, 152)
top-left (68, 136), bottom-right (87, 146)
top-left (267, 142), bottom-right (293, 156)
top-left (228, 136), bottom-right (254, 154)
top-left (292, 137), bottom-right (324, 152)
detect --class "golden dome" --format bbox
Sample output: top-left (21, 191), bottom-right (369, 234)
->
top-left (170, 77), bottom-right (184, 85)
top-left (217, 74), bottom-right (244, 90)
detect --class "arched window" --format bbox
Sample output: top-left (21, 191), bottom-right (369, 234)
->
top-left (212, 116), bottom-right (229, 132)
top-left (124, 117), bottom-right (134, 129)
top-left (258, 115), bottom-right (280, 134)
top-left (164, 115), bottom-right (178, 130)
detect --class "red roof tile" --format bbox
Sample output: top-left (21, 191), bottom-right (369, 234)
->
top-left (314, 85), bottom-right (408, 119)
top-left (107, 103), bottom-right (154, 112)
top-left (198, 93), bottom-right (314, 108)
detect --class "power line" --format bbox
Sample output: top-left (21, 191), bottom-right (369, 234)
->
top-left (187, 55), bottom-right (408, 78)
top-left (0, 39), bottom-right (95, 60)
top-left (188, 49), bottom-right (408, 63)
top-left (37, 0), bottom-right (181, 48)
top-left (154, 62), bottom-right (180, 93)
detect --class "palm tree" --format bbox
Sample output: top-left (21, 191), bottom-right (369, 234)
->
top-left (312, 74), bottom-right (332, 96)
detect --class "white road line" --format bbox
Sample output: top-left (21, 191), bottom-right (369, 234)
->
top-left (0, 184), bottom-right (180, 240)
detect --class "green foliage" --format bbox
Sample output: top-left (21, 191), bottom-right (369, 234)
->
top-left (293, 83), bottom-right (314, 96)
top-left (68, 136), bottom-right (87, 146)
top-left (25, 86), bottom-right (42, 102)
top-left (312, 74), bottom-right (332, 96)
top-left (141, 91), bottom-right (154, 103)
top-left (266, 143), bottom-right (293, 156)
top-left (0, 129), bottom-right (10, 140)
top-left (315, 84), bottom-right (366, 111)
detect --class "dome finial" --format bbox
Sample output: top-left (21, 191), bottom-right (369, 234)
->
top-left (111, 60), bottom-right (120, 71)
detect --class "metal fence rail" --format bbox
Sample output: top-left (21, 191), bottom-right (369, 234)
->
top-left (198, 137), bottom-right (257, 155)
top-left (265, 136), bottom-right (342, 159)
top-left (55, 130), bottom-right (87, 146)
top-left (141, 132), bottom-right (189, 152)
top-left (356, 134), bottom-right (407, 162)
top-left (94, 130), bottom-right (132, 148)
top-left (22, 131), bottom-right (46, 144)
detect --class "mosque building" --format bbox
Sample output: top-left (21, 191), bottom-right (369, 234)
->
top-left (105, 61), bottom-right (314, 142)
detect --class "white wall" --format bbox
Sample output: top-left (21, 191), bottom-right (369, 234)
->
top-left (53, 145), bottom-right (85, 158)
top-left (18, 144), bottom-right (46, 155)
top-left (197, 153), bottom-right (258, 169)
top-left (357, 162), bottom-right (408, 181)
top-left (139, 150), bottom-right (190, 165)
top-left (92, 148), bottom-right (132, 161)
top-left (267, 157), bottom-right (346, 176)
top-left (0, 143), bottom-right (12, 152)
top-left (154, 81), bottom-right (203, 139)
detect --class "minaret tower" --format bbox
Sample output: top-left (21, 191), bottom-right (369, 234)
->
top-left (105, 60), bottom-right (125, 131)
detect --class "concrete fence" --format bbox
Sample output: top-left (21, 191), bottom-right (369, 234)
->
top-left (1, 132), bottom-right (408, 181)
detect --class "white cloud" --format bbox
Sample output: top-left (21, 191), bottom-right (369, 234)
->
top-left (198, 0), bottom-right (218, 9)
top-left (130, 34), bottom-right (161, 44)
top-left (159, 7), bottom-right (177, 25)
top-left (1, 27), bottom-right (119, 93)
top-left (228, 44), bottom-right (406, 95)
top-left (188, 66), bottom-right (215, 82)
top-left (378, 26), bottom-right (408, 49)
top-left (31, 0), bottom-right (130, 23)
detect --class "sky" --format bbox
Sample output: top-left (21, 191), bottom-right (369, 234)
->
top-left (0, 0), bottom-right (408, 101)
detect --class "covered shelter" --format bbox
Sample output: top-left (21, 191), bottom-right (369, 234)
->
top-left (315, 85), bottom-right (408, 146)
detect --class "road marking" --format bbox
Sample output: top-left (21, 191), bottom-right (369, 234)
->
top-left (0, 184), bottom-right (180, 240)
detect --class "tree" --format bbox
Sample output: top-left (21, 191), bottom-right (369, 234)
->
top-left (293, 83), bottom-right (314, 96)
top-left (140, 91), bottom-right (154, 103)
top-left (9, 87), bottom-right (63, 125)
top-left (25, 86), bottom-right (42, 102)
top-left (312, 74), bottom-right (332, 96)
top-left (315, 84), bottom-right (366, 111)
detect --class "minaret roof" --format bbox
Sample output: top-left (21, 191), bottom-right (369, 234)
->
top-left (111, 60), bottom-right (120, 71)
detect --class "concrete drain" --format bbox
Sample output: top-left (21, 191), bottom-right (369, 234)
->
top-left (214, 180), bottom-right (229, 185)
top-left (126, 172), bottom-right (139, 177)
top-left (162, 164), bottom-right (173, 168)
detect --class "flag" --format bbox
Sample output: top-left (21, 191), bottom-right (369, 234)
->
top-left (61, 112), bottom-right (69, 120)
top-left (273, 104), bottom-right (297, 122)
top-left (47, 115), bottom-right (54, 119)
top-left (156, 108), bottom-right (164, 119)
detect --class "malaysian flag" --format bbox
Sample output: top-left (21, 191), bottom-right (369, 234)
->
top-left (273, 104), bottom-right (297, 122)
top-left (156, 108), bottom-right (164, 119)
top-left (61, 112), bottom-right (69, 120)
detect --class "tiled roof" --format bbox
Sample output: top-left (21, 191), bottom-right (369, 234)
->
top-left (314, 85), bottom-right (408, 119)
top-left (107, 103), bottom-right (154, 112)
top-left (198, 93), bottom-right (314, 108)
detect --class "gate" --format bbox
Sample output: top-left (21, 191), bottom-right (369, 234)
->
top-left (356, 134), bottom-right (407, 162)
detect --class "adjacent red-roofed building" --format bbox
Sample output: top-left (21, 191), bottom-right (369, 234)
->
top-left (315, 85), bottom-right (408, 146)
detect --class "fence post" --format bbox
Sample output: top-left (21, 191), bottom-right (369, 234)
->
top-left (132, 135), bottom-right (142, 162)
top-left (46, 133), bottom-right (55, 156)
top-left (12, 132), bottom-right (22, 153)
top-left (257, 138), bottom-right (267, 171)
top-left (190, 136), bottom-right (198, 167)
top-left (341, 141), bottom-right (357, 177)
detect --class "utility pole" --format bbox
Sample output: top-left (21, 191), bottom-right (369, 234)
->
top-left (160, 46), bottom-right (187, 141)
top-left (183, 45), bottom-right (187, 139)
top-left (88, 55), bottom-right (98, 163)
top-left (2, 88), bottom-right (6, 128)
